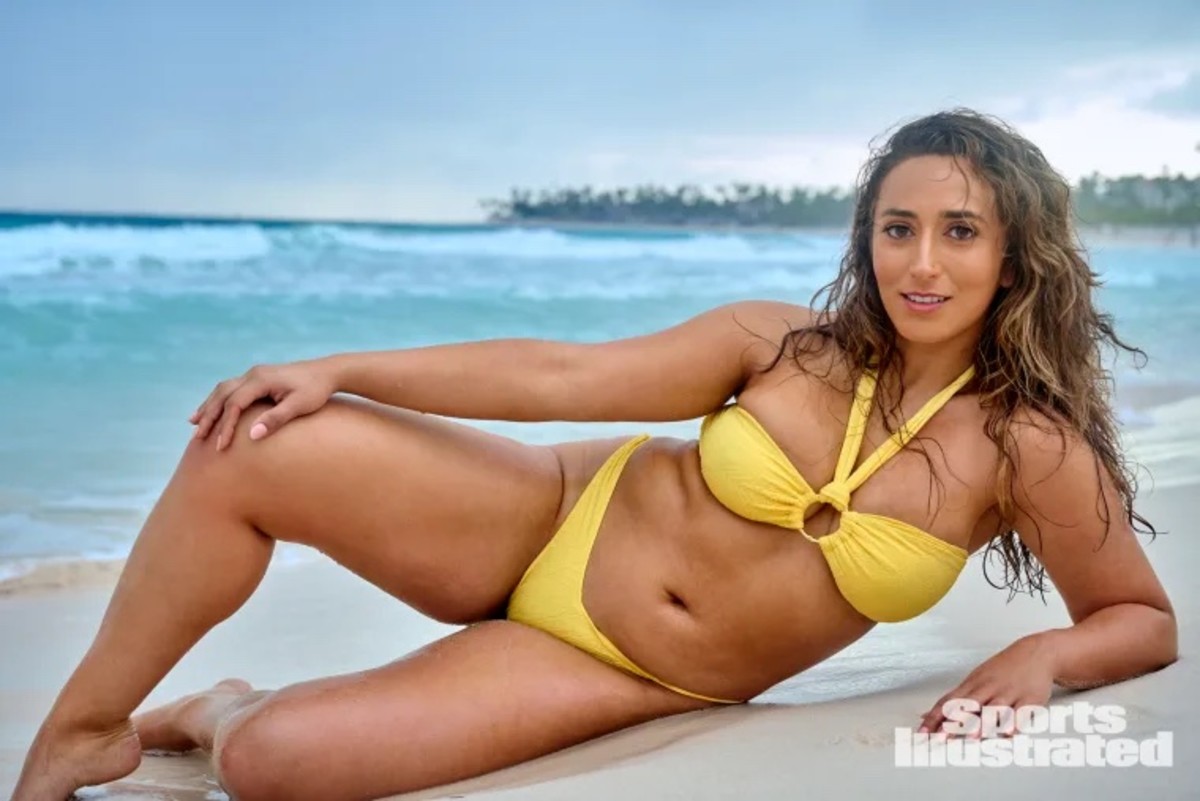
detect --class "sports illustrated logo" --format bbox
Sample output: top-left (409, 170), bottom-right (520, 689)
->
top-left (894, 699), bottom-right (1174, 768)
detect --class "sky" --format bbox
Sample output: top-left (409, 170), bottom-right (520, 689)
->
top-left (2, 0), bottom-right (1199, 222)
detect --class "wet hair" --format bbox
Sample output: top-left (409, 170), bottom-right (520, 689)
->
top-left (766, 107), bottom-right (1155, 599)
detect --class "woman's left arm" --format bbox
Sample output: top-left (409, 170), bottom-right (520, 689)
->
top-left (919, 419), bottom-right (1178, 734)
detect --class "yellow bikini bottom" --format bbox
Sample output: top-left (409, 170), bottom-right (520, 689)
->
top-left (505, 434), bottom-right (741, 705)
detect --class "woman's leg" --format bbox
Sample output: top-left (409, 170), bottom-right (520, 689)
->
top-left (12, 396), bottom-right (568, 801)
top-left (133, 679), bottom-right (263, 754)
top-left (138, 621), bottom-right (711, 801)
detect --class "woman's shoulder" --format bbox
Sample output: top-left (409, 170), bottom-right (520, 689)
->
top-left (710, 300), bottom-right (824, 374)
top-left (991, 403), bottom-right (1113, 513)
top-left (1004, 404), bottom-right (1083, 456)
top-left (717, 299), bottom-right (817, 337)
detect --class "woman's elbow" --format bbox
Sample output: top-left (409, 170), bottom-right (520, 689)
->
top-left (1147, 604), bottom-right (1179, 670)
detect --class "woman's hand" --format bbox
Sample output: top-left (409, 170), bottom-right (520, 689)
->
top-left (189, 358), bottom-right (340, 451)
top-left (918, 633), bottom-right (1060, 737)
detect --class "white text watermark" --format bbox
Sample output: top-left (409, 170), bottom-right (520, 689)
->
top-left (894, 700), bottom-right (1173, 768)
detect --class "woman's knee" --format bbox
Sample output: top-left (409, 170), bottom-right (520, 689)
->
top-left (179, 397), bottom-right (348, 492)
top-left (213, 696), bottom-right (317, 801)
top-left (180, 399), bottom-right (278, 472)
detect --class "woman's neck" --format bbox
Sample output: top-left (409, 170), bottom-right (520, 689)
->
top-left (891, 335), bottom-right (978, 397)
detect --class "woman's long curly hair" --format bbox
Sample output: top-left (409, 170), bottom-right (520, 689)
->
top-left (769, 108), bottom-right (1155, 598)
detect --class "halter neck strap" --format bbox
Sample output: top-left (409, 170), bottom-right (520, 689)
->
top-left (832, 365), bottom-right (976, 492)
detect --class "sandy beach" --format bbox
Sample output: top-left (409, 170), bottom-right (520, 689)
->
top-left (1, 458), bottom-right (1195, 799)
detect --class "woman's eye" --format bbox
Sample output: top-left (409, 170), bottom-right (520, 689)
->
top-left (883, 224), bottom-right (910, 238)
top-left (948, 224), bottom-right (976, 240)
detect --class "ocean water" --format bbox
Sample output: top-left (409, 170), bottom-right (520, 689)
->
top-left (2, 212), bottom-right (1199, 575)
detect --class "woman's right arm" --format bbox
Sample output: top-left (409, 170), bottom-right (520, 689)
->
top-left (192, 299), bottom-right (812, 449)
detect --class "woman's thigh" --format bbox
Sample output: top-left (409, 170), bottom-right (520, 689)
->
top-left (213, 620), bottom-right (712, 801)
top-left (202, 396), bottom-right (569, 622)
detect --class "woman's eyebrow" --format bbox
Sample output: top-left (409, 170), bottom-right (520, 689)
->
top-left (879, 207), bottom-right (986, 221)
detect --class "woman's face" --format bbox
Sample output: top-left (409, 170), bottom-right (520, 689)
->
top-left (871, 155), bottom-right (1010, 351)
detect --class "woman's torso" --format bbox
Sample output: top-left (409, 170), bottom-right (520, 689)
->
top-left (551, 351), bottom-right (1006, 702)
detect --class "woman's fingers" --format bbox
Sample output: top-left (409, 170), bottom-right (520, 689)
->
top-left (189, 387), bottom-right (217, 427)
top-left (190, 364), bottom-right (327, 448)
top-left (919, 688), bottom-right (960, 734)
top-left (921, 686), bottom-right (1028, 739)
top-left (922, 684), bottom-right (984, 736)
top-left (992, 698), bottom-right (1019, 738)
top-left (193, 379), bottom-right (240, 441)
top-left (246, 395), bottom-right (306, 441)
top-left (213, 382), bottom-right (272, 451)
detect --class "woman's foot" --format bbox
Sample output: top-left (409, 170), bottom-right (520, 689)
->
top-left (11, 718), bottom-right (143, 801)
top-left (132, 678), bottom-right (255, 753)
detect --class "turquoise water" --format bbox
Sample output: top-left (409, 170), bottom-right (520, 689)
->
top-left (1, 212), bottom-right (1198, 568)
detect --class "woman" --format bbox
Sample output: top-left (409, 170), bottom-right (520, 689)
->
top-left (14, 109), bottom-right (1178, 801)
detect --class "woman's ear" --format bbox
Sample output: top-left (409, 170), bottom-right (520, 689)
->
top-left (999, 244), bottom-right (1016, 288)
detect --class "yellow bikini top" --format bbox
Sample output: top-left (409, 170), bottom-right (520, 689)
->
top-left (698, 366), bottom-right (975, 623)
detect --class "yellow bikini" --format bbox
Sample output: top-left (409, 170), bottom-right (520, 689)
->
top-left (506, 365), bottom-right (974, 703)
top-left (700, 366), bottom-right (974, 624)
top-left (505, 434), bottom-right (738, 704)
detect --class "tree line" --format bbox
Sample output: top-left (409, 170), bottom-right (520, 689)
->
top-left (480, 173), bottom-right (1200, 228)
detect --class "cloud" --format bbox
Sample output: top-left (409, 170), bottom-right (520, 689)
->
top-left (995, 54), bottom-right (1200, 179)
top-left (4, 4), bottom-right (1198, 220)
top-left (556, 132), bottom-right (872, 195)
top-left (565, 51), bottom-right (1200, 195)
top-left (672, 135), bottom-right (870, 189)
top-left (1143, 71), bottom-right (1200, 116)
top-left (1019, 100), bottom-right (1200, 179)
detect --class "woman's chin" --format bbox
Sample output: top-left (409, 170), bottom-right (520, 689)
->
top-left (888, 320), bottom-right (967, 348)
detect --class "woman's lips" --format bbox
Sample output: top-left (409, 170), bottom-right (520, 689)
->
top-left (901, 292), bottom-right (949, 313)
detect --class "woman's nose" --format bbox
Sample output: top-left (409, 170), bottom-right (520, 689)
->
top-left (909, 235), bottom-right (941, 280)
